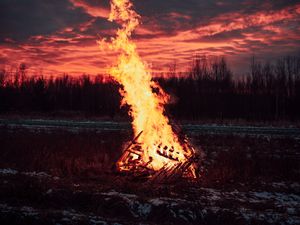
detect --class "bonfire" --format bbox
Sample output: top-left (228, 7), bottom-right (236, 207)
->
top-left (100, 0), bottom-right (201, 181)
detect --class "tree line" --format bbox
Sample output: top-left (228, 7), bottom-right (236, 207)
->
top-left (0, 55), bottom-right (299, 121)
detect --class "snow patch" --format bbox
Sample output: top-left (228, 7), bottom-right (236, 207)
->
top-left (23, 171), bottom-right (52, 178)
top-left (0, 168), bottom-right (18, 175)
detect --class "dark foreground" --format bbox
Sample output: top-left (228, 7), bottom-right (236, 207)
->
top-left (0, 122), bottom-right (299, 225)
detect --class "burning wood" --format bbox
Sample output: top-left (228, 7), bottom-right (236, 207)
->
top-left (117, 131), bottom-right (202, 182)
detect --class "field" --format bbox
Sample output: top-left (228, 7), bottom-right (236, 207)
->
top-left (0, 120), bottom-right (299, 225)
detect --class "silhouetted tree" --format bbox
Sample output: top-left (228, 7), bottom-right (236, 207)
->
top-left (0, 57), bottom-right (299, 121)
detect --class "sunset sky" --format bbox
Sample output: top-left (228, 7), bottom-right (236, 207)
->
top-left (0, 0), bottom-right (299, 77)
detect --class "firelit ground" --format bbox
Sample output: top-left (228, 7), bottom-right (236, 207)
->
top-left (0, 124), bottom-right (299, 225)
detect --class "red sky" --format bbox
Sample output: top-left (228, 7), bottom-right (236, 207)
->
top-left (0, 0), bottom-right (299, 77)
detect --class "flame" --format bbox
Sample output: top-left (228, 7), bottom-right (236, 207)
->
top-left (100, 0), bottom-right (194, 173)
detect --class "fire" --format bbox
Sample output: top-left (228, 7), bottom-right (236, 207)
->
top-left (100, 0), bottom-right (196, 177)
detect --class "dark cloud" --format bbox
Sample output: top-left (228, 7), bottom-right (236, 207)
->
top-left (134, 0), bottom-right (298, 33)
top-left (133, 0), bottom-right (241, 33)
top-left (82, 0), bottom-right (110, 8)
top-left (82, 17), bottom-right (118, 36)
top-left (0, 0), bottom-right (91, 42)
top-left (195, 30), bottom-right (246, 42)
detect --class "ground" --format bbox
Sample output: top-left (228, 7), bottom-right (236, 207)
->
top-left (0, 119), bottom-right (299, 225)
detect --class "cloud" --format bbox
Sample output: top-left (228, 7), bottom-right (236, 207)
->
top-left (0, 0), bottom-right (299, 76)
top-left (0, 0), bottom-right (91, 42)
top-left (69, 0), bottom-right (110, 18)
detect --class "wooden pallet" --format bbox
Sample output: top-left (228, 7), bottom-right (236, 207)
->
top-left (116, 131), bottom-right (203, 182)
